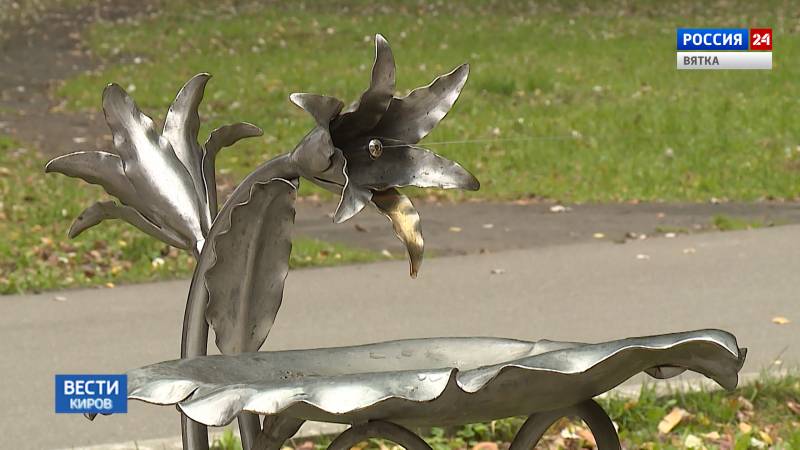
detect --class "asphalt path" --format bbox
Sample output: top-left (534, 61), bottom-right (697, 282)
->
top-left (1, 225), bottom-right (798, 449)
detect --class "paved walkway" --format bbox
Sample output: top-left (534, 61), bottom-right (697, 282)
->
top-left (1, 225), bottom-right (798, 449)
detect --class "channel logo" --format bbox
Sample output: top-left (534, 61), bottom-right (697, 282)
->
top-left (676, 28), bottom-right (772, 70)
top-left (55, 374), bottom-right (127, 414)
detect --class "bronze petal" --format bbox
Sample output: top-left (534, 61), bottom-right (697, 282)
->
top-left (372, 188), bottom-right (423, 278)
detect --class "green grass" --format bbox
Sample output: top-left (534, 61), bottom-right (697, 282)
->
top-left (209, 373), bottom-right (800, 450)
top-left (712, 214), bottom-right (767, 231)
top-left (0, 135), bottom-right (380, 294)
top-left (55, 0), bottom-right (800, 203)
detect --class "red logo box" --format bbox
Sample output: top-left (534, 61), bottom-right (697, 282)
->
top-left (750, 28), bottom-right (772, 50)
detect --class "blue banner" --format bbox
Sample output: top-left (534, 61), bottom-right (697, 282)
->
top-left (677, 28), bottom-right (748, 51)
top-left (55, 374), bottom-right (127, 414)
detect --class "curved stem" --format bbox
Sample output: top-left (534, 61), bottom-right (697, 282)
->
top-left (180, 153), bottom-right (299, 450)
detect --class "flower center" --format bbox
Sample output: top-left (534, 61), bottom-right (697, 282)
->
top-left (368, 139), bottom-right (383, 160)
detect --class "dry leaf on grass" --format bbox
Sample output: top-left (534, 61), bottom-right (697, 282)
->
top-left (684, 434), bottom-right (703, 448)
top-left (470, 442), bottom-right (498, 450)
top-left (772, 316), bottom-right (791, 325)
top-left (738, 422), bottom-right (753, 434)
top-left (658, 407), bottom-right (689, 434)
top-left (787, 400), bottom-right (800, 415)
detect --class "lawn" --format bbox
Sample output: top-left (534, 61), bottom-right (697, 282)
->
top-left (0, 135), bottom-right (380, 294)
top-left (56, 0), bottom-right (800, 203)
top-left (209, 372), bottom-right (800, 450)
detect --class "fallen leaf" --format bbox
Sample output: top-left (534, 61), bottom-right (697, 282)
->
top-left (482, 223), bottom-right (494, 229)
top-left (550, 204), bottom-right (570, 213)
top-left (684, 434), bottom-right (703, 448)
top-left (354, 224), bottom-right (368, 232)
top-left (738, 422), bottom-right (752, 434)
top-left (593, 232), bottom-right (605, 239)
top-left (658, 407), bottom-right (688, 434)
top-left (559, 425), bottom-right (580, 439)
top-left (636, 253), bottom-right (651, 260)
top-left (575, 427), bottom-right (596, 446)
top-left (703, 431), bottom-right (721, 440)
top-left (52, 295), bottom-right (67, 302)
top-left (380, 249), bottom-right (392, 258)
top-left (295, 441), bottom-right (314, 450)
top-left (664, 232), bottom-right (676, 238)
top-left (772, 316), bottom-right (791, 325)
top-left (737, 396), bottom-right (754, 411)
top-left (758, 431), bottom-right (773, 445)
top-left (490, 268), bottom-right (506, 275)
top-left (787, 400), bottom-right (800, 415)
top-left (449, 226), bottom-right (462, 232)
top-left (470, 442), bottom-right (498, 450)
top-left (683, 247), bottom-right (696, 254)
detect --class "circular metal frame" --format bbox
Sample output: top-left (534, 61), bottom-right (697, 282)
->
top-left (509, 399), bottom-right (621, 450)
top-left (326, 421), bottom-right (432, 450)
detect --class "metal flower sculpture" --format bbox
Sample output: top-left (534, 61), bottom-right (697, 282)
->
top-left (46, 34), bottom-right (747, 450)
top-left (45, 74), bottom-right (262, 254)
top-left (291, 35), bottom-right (479, 276)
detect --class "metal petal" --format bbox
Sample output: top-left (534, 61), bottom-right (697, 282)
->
top-left (289, 93), bottom-right (344, 175)
top-left (127, 330), bottom-right (745, 427)
top-left (333, 157), bottom-right (371, 224)
top-left (68, 201), bottom-right (189, 249)
top-left (371, 64), bottom-right (469, 145)
top-left (346, 144), bottom-right (479, 191)
top-left (204, 178), bottom-right (297, 354)
top-left (289, 93), bottom-right (344, 129)
top-left (331, 34), bottom-right (396, 144)
top-left (163, 73), bottom-right (212, 228)
top-left (372, 189), bottom-right (423, 278)
top-left (45, 151), bottom-right (138, 206)
top-left (202, 122), bottom-right (263, 215)
top-left (102, 83), bottom-right (206, 245)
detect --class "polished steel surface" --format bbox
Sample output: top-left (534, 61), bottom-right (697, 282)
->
top-left (128, 330), bottom-right (745, 427)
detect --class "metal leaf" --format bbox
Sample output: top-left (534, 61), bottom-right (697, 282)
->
top-left (331, 34), bottom-right (396, 143)
top-left (163, 73), bottom-right (212, 228)
top-left (202, 122), bottom-right (263, 215)
top-left (372, 189), bottom-right (423, 277)
top-left (45, 151), bottom-right (138, 205)
top-left (204, 178), bottom-right (297, 354)
top-left (372, 64), bottom-right (469, 145)
top-left (102, 83), bottom-right (207, 245)
top-left (69, 201), bottom-right (189, 249)
top-left (127, 330), bottom-right (745, 427)
top-left (346, 144), bottom-right (479, 191)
